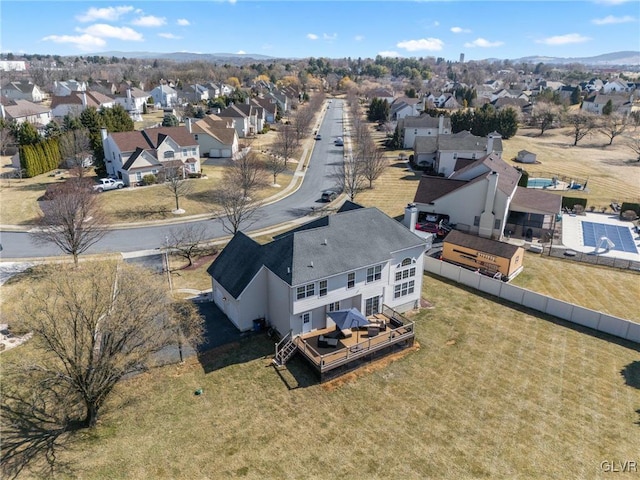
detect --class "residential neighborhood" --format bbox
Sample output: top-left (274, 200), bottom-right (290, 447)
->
top-left (0, 24), bottom-right (639, 479)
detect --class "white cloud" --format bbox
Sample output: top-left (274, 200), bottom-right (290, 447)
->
top-left (323, 33), bottom-right (337, 41)
top-left (158, 33), bottom-right (181, 40)
top-left (464, 37), bottom-right (504, 48)
top-left (592, 15), bottom-right (635, 25)
top-left (378, 51), bottom-right (401, 57)
top-left (236, 50), bottom-right (246, 55)
top-left (396, 38), bottom-right (444, 52)
top-left (75, 6), bottom-right (134, 22)
top-left (177, 19), bottom-right (190, 26)
top-left (536, 33), bottom-right (590, 45)
top-left (132, 15), bottom-right (166, 27)
top-left (78, 24), bottom-right (144, 41)
top-left (307, 33), bottom-right (318, 40)
top-left (451, 26), bottom-right (471, 34)
top-left (354, 35), bottom-right (364, 42)
top-left (42, 34), bottom-right (106, 51)
top-left (433, 21), bottom-right (440, 27)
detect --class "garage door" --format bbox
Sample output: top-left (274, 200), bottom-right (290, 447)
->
top-left (209, 148), bottom-right (221, 158)
top-left (221, 149), bottom-right (231, 157)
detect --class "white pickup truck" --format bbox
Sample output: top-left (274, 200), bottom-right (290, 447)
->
top-left (93, 178), bottom-right (125, 192)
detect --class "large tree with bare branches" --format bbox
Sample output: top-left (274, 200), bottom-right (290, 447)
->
top-left (1, 261), bottom-right (204, 443)
top-left (599, 112), bottom-right (628, 146)
top-left (57, 128), bottom-right (93, 178)
top-left (214, 184), bottom-right (262, 235)
top-left (31, 178), bottom-right (107, 265)
top-left (357, 131), bottom-right (387, 188)
top-left (272, 123), bottom-right (296, 167)
top-left (566, 111), bottom-right (596, 146)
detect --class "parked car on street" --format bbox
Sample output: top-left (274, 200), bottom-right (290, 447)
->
top-left (321, 190), bottom-right (337, 202)
top-left (334, 137), bottom-right (344, 146)
top-left (315, 134), bottom-right (322, 140)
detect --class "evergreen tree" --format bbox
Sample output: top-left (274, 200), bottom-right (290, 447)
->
top-left (570, 87), bottom-right (581, 106)
top-left (162, 114), bottom-right (180, 127)
top-left (602, 99), bottom-right (613, 116)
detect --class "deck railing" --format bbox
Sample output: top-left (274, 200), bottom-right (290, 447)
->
top-left (296, 306), bottom-right (415, 375)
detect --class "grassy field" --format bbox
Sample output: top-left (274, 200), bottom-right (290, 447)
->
top-left (501, 126), bottom-right (640, 209)
top-left (3, 274), bottom-right (638, 479)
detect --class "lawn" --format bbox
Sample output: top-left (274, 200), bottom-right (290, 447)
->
top-left (3, 273), bottom-right (638, 479)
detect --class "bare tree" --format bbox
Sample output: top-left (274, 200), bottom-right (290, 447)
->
top-left (167, 223), bottom-right (212, 267)
top-left (1, 261), bottom-right (205, 434)
top-left (334, 153), bottom-right (367, 201)
top-left (163, 163), bottom-right (193, 212)
top-left (224, 150), bottom-right (267, 199)
top-left (58, 128), bottom-right (93, 178)
top-left (566, 111), bottom-right (596, 146)
top-left (272, 123), bottom-right (296, 167)
top-left (215, 184), bottom-right (261, 234)
top-left (625, 132), bottom-right (640, 162)
top-left (358, 132), bottom-right (387, 188)
top-left (266, 153), bottom-right (287, 186)
top-left (599, 112), bottom-right (628, 146)
top-left (530, 102), bottom-right (560, 136)
top-left (31, 178), bottom-right (107, 266)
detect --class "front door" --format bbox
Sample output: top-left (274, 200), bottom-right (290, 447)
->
top-left (302, 312), bottom-right (312, 334)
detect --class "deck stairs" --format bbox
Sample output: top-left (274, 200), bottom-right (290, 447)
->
top-left (272, 330), bottom-right (296, 368)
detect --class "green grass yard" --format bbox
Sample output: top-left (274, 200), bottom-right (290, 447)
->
top-left (3, 274), bottom-right (638, 479)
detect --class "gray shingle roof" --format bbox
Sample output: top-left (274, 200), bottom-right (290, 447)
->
top-left (207, 207), bottom-right (427, 297)
top-left (444, 230), bottom-right (521, 259)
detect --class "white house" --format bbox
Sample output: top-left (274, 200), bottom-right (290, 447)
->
top-left (186, 115), bottom-right (239, 159)
top-left (53, 80), bottom-right (87, 96)
top-left (412, 152), bottom-right (561, 240)
top-left (207, 203), bottom-right (427, 336)
top-left (218, 103), bottom-right (261, 138)
top-left (435, 132), bottom-right (503, 177)
top-left (0, 99), bottom-right (52, 127)
top-left (400, 114), bottom-right (451, 149)
top-left (581, 93), bottom-right (633, 116)
top-left (50, 91), bottom-right (115, 118)
top-left (0, 81), bottom-right (45, 103)
top-left (101, 126), bottom-right (200, 186)
top-left (149, 84), bottom-right (178, 108)
top-left (390, 97), bottom-right (421, 120)
top-left (114, 87), bottom-right (148, 122)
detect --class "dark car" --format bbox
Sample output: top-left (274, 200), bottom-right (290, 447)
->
top-left (315, 134), bottom-right (322, 140)
top-left (321, 190), bottom-right (337, 202)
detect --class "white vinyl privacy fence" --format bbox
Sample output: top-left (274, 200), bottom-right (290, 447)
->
top-left (424, 256), bottom-right (640, 344)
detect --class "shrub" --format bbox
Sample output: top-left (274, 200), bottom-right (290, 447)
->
top-left (621, 210), bottom-right (638, 221)
top-left (619, 202), bottom-right (640, 220)
top-left (142, 174), bottom-right (157, 186)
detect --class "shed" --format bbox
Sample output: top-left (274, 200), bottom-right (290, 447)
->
top-left (516, 150), bottom-right (537, 164)
top-left (442, 230), bottom-right (524, 279)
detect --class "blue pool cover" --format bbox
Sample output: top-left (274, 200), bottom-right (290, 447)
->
top-left (581, 221), bottom-right (638, 253)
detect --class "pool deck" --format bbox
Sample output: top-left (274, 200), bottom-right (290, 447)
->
top-left (560, 212), bottom-right (640, 262)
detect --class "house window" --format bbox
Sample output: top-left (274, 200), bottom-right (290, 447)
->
top-left (194, 134), bottom-right (198, 140)
top-left (474, 216), bottom-right (480, 226)
top-left (327, 302), bottom-right (340, 312)
top-left (347, 272), bottom-right (355, 289)
top-left (453, 153), bottom-right (458, 159)
top-left (302, 312), bottom-right (311, 325)
top-left (401, 257), bottom-right (412, 267)
top-left (494, 219), bottom-right (501, 230)
top-left (394, 280), bottom-right (415, 299)
top-left (164, 151), bottom-right (174, 159)
top-left (296, 283), bottom-right (315, 300)
top-left (365, 296), bottom-right (380, 316)
top-left (395, 267), bottom-right (416, 282)
top-left (366, 265), bottom-right (382, 283)
top-left (319, 280), bottom-right (327, 297)
top-left (182, 148), bottom-right (188, 156)
top-left (191, 147), bottom-right (197, 155)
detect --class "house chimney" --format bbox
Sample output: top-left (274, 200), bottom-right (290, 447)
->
top-left (403, 203), bottom-right (418, 232)
top-left (100, 127), bottom-right (108, 141)
top-left (478, 172), bottom-right (499, 238)
top-left (127, 88), bottom-right (132, 100)
top-left (185, 117), bottom-right (192, 133)
top-left (81, 92), bottom-right (87, 107)
top-left (438, 115), bottom-right (444, 134)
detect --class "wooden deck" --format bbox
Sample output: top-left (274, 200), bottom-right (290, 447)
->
top-left (293, 309), bottom-right (415, 381)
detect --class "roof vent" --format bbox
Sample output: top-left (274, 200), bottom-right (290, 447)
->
top-left (322, 238), bottom-right (328, 245)
top-left (287, 267), bottom-right (291, 274)
top-left (309, 261), bottom-right (314, 268)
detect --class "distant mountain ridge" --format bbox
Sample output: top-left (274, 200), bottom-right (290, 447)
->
top-left (94, 51), bottom-right (276, 62)
top-left (91, 50), bottom-right (639, 66)
top-left (512, 51), bottom-right (640, 66)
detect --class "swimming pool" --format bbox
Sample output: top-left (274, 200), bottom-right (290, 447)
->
top-left (527, 177), bottom-right (554, 188)
top-left (581, 221), bottom-right (638, 253)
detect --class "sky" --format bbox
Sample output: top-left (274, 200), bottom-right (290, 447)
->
top-left (1, 0), bottom-right (639, 61)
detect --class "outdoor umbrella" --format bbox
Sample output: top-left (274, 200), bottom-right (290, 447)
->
top-left (327, 308), bottom-right (370, 343)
